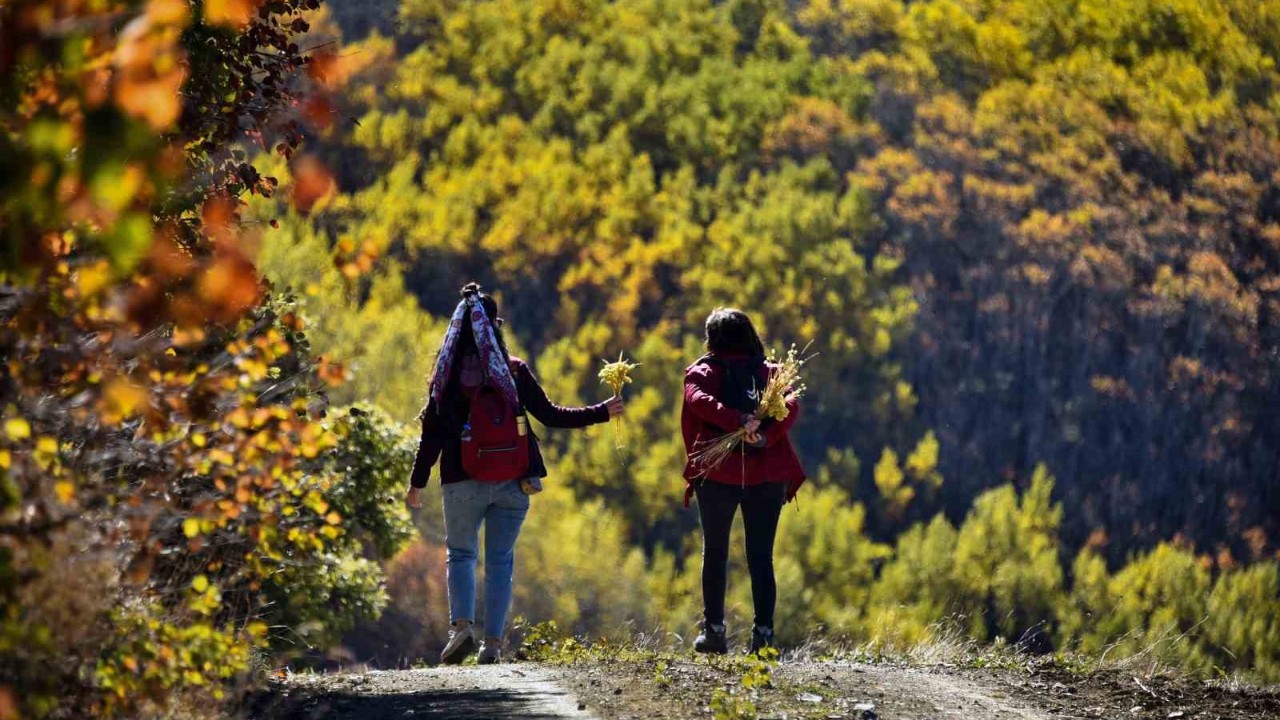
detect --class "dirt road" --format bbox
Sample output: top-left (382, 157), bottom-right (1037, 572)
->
top-left (249, 657), bottom-right (1280, 720)
top-left (251, 665), bottom-right (595, 719)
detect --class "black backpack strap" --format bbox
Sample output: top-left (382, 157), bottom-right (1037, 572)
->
top-left (506, 358), bottom-right (529, 416)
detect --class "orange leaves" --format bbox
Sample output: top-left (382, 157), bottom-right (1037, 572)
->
top-left (336, 238), bottom-right (380, 279)
top-left (0, 687), bottom-right (15, 720)
top-left (302, 50), bottom-right (355, 131)
top-left (204, 0), bottom-right (262, 28)
top-left (198, 253), bottom-right (263, 325)
top-left (53, 481), bottom-right (75, 504)
top-left (315, 356), bottom-right (347, 386)
top-left (298, 421), bottom-right (330, 459)
top-left (147, 0), bottom-right (190, 25)
top-left (289, 155), bottom-right (336, 214)
top-left (761, 96), bottom-right (862, 164)
top-left (147, 233), bottom-right (196, 280)
top-left (307, 50), bottom-right (347, 89)
top-left (113, 11), bottom-right (188, 131)
top-left (101, 377), bottom-right (149, 424)
top-left (300, 94), bottom-right (338, 131)
top-left (201, 194), bottom-right (239, 242)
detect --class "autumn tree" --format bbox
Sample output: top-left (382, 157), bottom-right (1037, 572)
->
top-left (0, 0), bottom-right (409, 716)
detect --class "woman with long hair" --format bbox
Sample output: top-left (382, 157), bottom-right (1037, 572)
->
top-left (681, 308), bottom-right (806, 654)
top-left (405, 283), bottom-right (624, 665)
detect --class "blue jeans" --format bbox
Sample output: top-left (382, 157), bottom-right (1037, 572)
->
top-left (442, 479), bottom-right (530, 638)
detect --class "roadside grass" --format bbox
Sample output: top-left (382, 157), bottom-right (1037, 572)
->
top-left (508, 616), bottom-right (1280, 720)
top-left (510, 619), bottom-right (817, 720)
top-left (248, 618), bottom-right (1280, 720)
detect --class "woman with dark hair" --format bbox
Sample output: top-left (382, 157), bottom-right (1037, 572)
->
top-left (405, 283), bottom-right (624, 665)
top-left (681, 308), bottom-right (806, 654)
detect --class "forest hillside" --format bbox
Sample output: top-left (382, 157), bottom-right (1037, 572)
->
top-left (3, 0), bottom-right (1280, 718)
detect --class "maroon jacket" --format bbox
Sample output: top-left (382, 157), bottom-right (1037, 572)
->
top-left (409, 357), bottom-right (610, 488)
top-left (681, 352), bottom-right (806, 502)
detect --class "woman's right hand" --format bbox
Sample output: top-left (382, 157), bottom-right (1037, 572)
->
top-left (742, 415), bottom-right (761, 436)
top-left (605, 395), bottom-right (626, 417)
top-left (406, 486), bottom-right (423, 509)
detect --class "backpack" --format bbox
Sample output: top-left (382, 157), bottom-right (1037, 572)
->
top-left (701, 354), bottom-right (767, 415)
top-left (459, 370), bottom-right (531, 482)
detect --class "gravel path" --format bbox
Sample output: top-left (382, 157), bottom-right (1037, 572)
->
top-left (778, 661), bottom-right (1057, 719)
top-left (252, 659), bottom-right (1280, 720)
top-left (251, 665), bottom-right (595, 720)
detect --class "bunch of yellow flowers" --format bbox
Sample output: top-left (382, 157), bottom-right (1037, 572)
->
top-left (598, 352), bottom-right (639, 450)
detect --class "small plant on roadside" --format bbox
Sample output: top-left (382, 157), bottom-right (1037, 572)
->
top-left (710, 687), bottom-right (758, 720)
top-left (511, 618), bottom-right (661, 665)
top-left (704, 648), bottom-right (779, 720)
top-left (512, 619), bottom-right (575, 662)
top-left (654, 660), bottom-right (672, 688)
top-left (1048, 651), bottom-right (1094, 676)
top-left (740, 648), bottom-right (777, 690)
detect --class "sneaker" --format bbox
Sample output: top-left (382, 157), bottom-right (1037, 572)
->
top-left (694, 623), bottom-right (728, 654)
top-left (749, 626), bottom-right (775, 654)
top-left (440, 624), bottom-right (477, 665)
top-left (477, 639), bottom-right (501, 665)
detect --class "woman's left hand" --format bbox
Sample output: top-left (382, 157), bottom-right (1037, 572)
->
top-left (605, 395), bottom-right (626, 417)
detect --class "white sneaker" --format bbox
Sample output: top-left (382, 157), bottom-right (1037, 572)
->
top-left (440, 624), bottom-right (477, 665)
top-left (477, 639), bottom-right (501, 665)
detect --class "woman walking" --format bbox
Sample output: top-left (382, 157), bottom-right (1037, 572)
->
top-left (681, 308), bottom-right (806, 654)
top-left (406, 283), bottom-right (624, 665)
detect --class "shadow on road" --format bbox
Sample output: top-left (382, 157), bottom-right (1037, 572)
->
top-left (251, 686), bottom-right (581, 720)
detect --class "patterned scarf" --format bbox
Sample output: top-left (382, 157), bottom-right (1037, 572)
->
top-left (428, 295), bottom-right (520, 408)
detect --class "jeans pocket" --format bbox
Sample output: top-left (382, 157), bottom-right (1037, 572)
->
top-left (501, 479), bottom-right (532, 510)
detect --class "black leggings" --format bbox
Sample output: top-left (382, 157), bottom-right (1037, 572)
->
top-left (695, 481), bottom-right (786, 629)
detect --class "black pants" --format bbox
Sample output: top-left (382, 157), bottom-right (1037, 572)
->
top-left (695, 481), bottom-right (786, 629)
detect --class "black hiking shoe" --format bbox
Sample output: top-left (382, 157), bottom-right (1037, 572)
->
top-left (749, 626), bottom-right (775, 654)
top-left (694, 623), bottom-right (728, 654)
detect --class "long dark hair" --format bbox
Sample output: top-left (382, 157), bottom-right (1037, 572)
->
top-left (704, 307), bottom-right (765, 357)
top-left (418, 283), bottom-right (510, 418)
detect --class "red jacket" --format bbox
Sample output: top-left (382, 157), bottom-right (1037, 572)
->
top-left (681, 353), bottom-right (806, 504)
